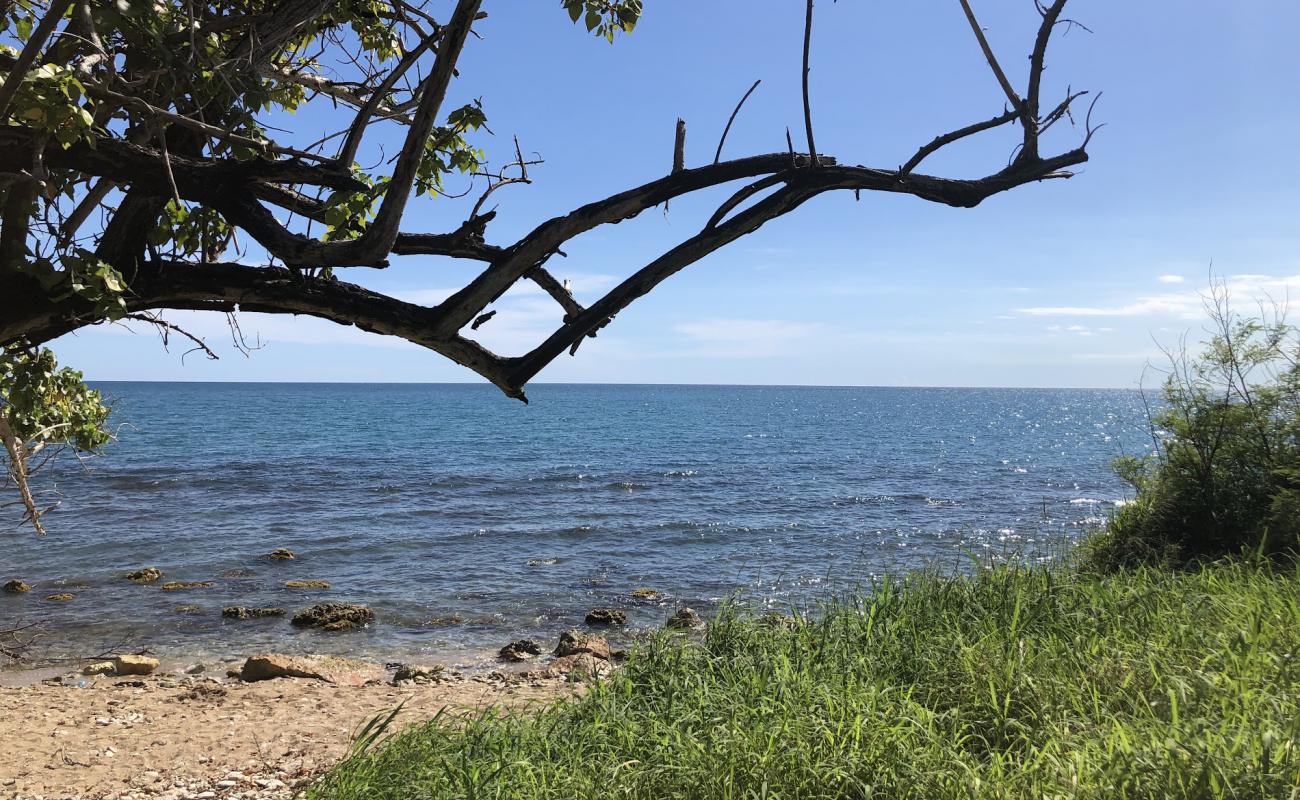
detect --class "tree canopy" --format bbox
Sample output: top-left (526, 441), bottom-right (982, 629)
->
top-left (0, 0), bottom-right (1096, 531)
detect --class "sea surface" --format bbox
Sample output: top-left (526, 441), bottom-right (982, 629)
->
top-left (4, 383), bottom-right (1151, 670)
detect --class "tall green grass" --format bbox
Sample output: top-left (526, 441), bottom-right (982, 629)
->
top-left (311, 560), bottom-right (1300, 799)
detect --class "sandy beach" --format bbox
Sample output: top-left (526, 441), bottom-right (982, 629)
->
top-left (0, 665), bottom-right (577, 800)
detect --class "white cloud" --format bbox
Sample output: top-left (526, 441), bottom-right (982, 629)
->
top-left (1158, 274), bottom-right (1185, 284)
top-left (1017, 273), bottom-right (1300, 320)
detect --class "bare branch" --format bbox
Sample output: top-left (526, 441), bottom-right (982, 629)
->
top-left (714, 79), bottom-right (761, 165)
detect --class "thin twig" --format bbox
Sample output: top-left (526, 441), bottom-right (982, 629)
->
top-left (714, 79), bottom-right (761, 164)
top-left (801, 0), bottom-right (818, 166)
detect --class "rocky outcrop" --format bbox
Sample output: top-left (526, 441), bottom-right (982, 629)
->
top-left (265, 548), bottom-right (296, 560)
top-left (666, 607), bottom-right (705, 630)
top-left (553, 629), bottom-right (611, 661)
top-left (629, 587), bottom-right (663, 601)
top-left (547, 653), bottom-right (612, 680)
top-left (3, 579), bottom-right (31, 594)
top-left (237, 653), bottom-right (385, 685)
top-left (44, 593), bottom-right (74, 602)
top-left (283, 579), bottom-right (331, 589)
top-left (113, 654), bottom-right (160, 675)
top-left (392, 664), bottom-right (444, 684)
top-left (584, 608), bottom-right (627, 626)
top-left (290, 602), bottom-right (373, 631)
top-left (222, 606), bottom-right (286, 619)
top-left (82, 661), bottom-right (116, 676)
top-left (125, 567), bottom-right (163, 583)
top-left (161, 581), bottom-right (214, 591)
top-left (498, 639), bottom-right (543, 662)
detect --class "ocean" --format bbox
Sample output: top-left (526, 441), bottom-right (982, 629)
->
top-left (3, 383), bottom-right (1149, 669)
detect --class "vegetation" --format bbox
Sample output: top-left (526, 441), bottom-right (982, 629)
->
top-left (0, 341), bottom-right (110, 534)
top-left (1086, 287), bottom-right (1300, 569)
top-left (312, 559), bottom-right (1299, 800)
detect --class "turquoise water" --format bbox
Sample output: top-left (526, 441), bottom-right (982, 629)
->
top-left (3, 383), bottom-right (1148, 667)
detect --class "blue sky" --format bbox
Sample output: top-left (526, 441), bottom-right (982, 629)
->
top-left (54, 1), bottom-right (1300, 389)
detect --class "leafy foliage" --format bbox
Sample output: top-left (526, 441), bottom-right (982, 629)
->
top-left (0, 343), bottom-right (111, 534)
top-left (1086, 289), bottom-right (1300, 568)
top-left (310, 560), bottom-right (1300, 799)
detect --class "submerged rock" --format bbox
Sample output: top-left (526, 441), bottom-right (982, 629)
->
top-left (629, 587), bottom-right (663, 601)
top-left (666, 607), bottom-right (705, 630)
top-left (392, 664), bottom-right (444, 684)
top-left (290, 602), bottom-right (374, 631)
top-left (160, 581), bottom-right (214, 591)
top-left (266, 548), bottom-right (296, 560)
top-left (584, 608), bottom-right (627, 627)
top-left (125, 567), bottom-right (163, 584)
top-left (498, 639), bottom-right (544, 662)
top-left (44, 593), bottom-right (74, 602)
top-left (172, 604), bottom-right (203, 615)
top-left (238, 653), bottom-right (385, 685)
top-left (554, 630), bottom-right (610, 661)
top-left (3, 580), bottom-right (31, 594)
top-left (284, 579), bottom-right (331, 589)
top-left (112, 654), bottom-right (160, 675)
top-left (222, 606), bottom-right (286, 619)
top-left (218, 567), bottom-right (258, 579)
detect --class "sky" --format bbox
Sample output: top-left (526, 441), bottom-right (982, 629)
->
top-left (51, 1), bottom-right (1300, 389)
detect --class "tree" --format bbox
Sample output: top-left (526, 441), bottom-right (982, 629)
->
top-left (0, 0), bottom-right (1098, 531)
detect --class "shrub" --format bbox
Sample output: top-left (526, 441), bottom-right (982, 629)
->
top-left (1085, 284), bottom-right (1300, 569)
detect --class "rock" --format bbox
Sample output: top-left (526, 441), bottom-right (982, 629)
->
top-left (238, 654), bottom-right (385, 686)
top-left (266, 548), bottom-right (296, 560)
top-left (629, 587), bottom-right (663, 601)
top-left (44, 592), bottom-right (75, 602)
top-left (218, 567), bottom-right (257, 579)
top-left (172, 604), bottom-right (203, 615)
top-left (498, 639), bottom-right (543, 662)
top-left (391, 664), bottom-right (443, 684)
top-left (666, 607), bottom-right (705, 630)
top-left (584, 608), bottom-right (627, 626)
top-left (83, 661), bottom-right (116, 676)
top-left (160, 581), bottom-right (213, 591)
top-left (3, 579), bottom-right (31, 594)
top-left (290, 602), bottom-right (373, 631)
top-left (185, 663), bottom-right (206, 674)
top-left (112, 654), bottom-right (160, 675)
top-left (125, 567), bottom-right (163, 583)
top-left (221, 606), bottom-right (286, 619)
top-left (547, 653), bottom-right (612, 680)
top-left (283, 579), bottom-right (331, 589)
top-left (553, 629), bottom-right (610, 661)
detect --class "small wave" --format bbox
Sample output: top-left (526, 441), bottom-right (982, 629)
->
top-left (1069, 498), bottom-right (1104, 505)
top-left (527, 558), bottom-right (558, 567)
top-left (606, 481), bottom-right (648, 491)
top-left (664, 470), bottom-right (698, 477)
top-left (370, 484), bottom-right (403, 494)
top-left (925, 497), bottom-right (962, 507)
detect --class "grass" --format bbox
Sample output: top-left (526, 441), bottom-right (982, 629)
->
top-left (310, 559), bottom-right (1300, 799)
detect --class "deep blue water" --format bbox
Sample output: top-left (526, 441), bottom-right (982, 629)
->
top-left (3, 383), bottom-right (1149, 668)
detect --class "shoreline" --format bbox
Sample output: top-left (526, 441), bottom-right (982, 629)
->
top-left (0, 644), bottom-right (600, 799)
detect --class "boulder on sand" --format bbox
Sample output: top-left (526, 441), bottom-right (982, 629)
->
top-left (222, 606), bottom-right (286, 619)
top-left (498, 639), bottom-right (543, 662)
top-left (3, 579), bottom-right (31, 594)
top-left (392, 664), bottom-right (444, 684)
top-left (553, 629), bottom-right (610, 661)
top-left (82, 661), bottom-right (116, 676)
top-left (290, 602), bottom-right (374, 631)
top-left (125, 567), bottom-right (163, 583)
top-left (238, 654), bottom-right (385, 686)
top-left (112, 654), bottom-right (160, 675)
top-left (546, 653), bottom-right (612, 680)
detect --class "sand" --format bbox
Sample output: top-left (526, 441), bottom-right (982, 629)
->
top-left (0, 667), bottom-right (576, 800)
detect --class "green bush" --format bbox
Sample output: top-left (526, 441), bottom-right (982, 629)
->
top-left (1086, 289), bottom-right (1300, 569)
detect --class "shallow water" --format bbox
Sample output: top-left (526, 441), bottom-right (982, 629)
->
top-left (3, 383), bottom-right (1149, 668)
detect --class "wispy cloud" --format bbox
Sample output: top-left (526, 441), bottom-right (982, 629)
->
top-left (1157, 274), bottom-right (1185, 284)
top-left (1017, 273), bottom-right (1300, 319)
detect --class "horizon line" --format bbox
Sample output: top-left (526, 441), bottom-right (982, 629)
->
top-left (85, 379), bottom-right (1143, 392)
